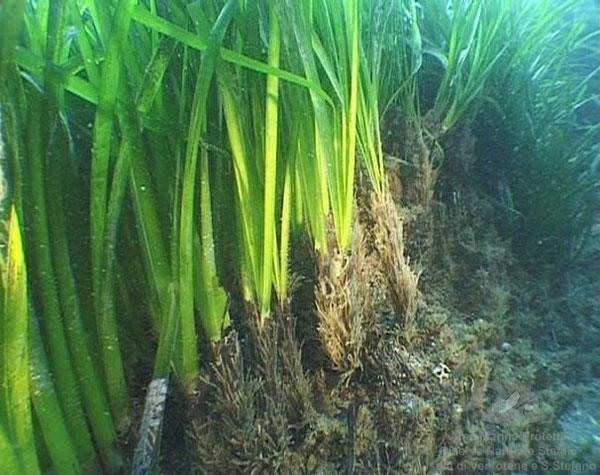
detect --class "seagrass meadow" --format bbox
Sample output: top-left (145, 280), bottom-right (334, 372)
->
top-left (0, 0), bottom-right (599, 473)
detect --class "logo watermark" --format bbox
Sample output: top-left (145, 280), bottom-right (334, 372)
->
top-left (436, 432), bottom-right (597, 474)
top-left (479, 378), bottom-right (545, 426)
top-left (468, 379), bottom-right (544, 428)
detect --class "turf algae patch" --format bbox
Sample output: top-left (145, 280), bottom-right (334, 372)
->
top-left (315, 223), bottom-right (375, 378)
top-left (182, 160), bottom-right (501, 473)
top-left (189, 317), bottom-right (318, 474)
top-left (368, 192), bottom-right (421, 340)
